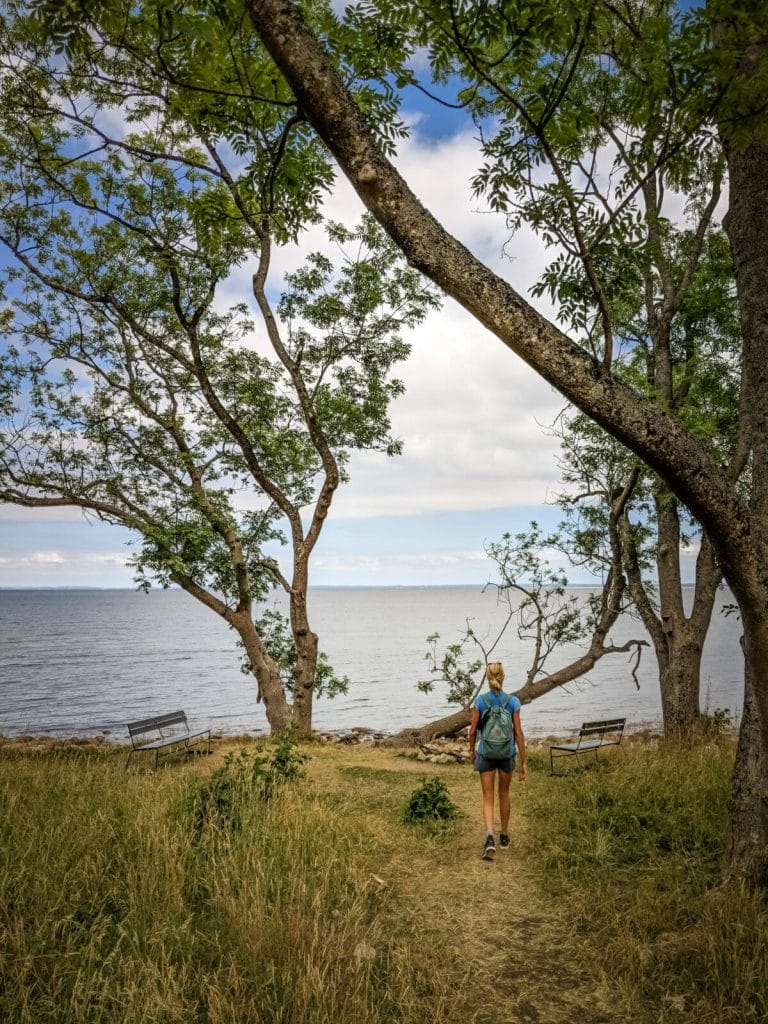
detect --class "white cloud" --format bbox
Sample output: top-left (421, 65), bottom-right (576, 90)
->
top-left (0, 550), bottom-right (127, 571)
top-left (28, 551), bottom-right (65, 565)
top-left (224, 126), bottom-right (566, 521)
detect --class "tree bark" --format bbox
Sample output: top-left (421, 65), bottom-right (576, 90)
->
top-left (382, 707), bottom-right (473, 746)
top-left (228, 609), bottom-right (293, 734)
top-left (655, 498), bottom-right (720, 737)
top-left (718, 38), bottom-right (768, 884)
top-left (725, 651), bottom-right (768, 885)
top-left (289, 571), bottom-right (319, 736)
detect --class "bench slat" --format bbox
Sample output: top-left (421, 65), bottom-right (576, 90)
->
top-left (128, 711), bottom-right (187, 736)
top-left (125, 710), bottom-right (211, 769)
top-left (549, 717), bottom-right (626, 774)
top-left (551, 738), bottom-right (617, 752)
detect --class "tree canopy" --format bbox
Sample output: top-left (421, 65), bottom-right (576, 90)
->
top-left (0, 1), bottom-right (438, 733)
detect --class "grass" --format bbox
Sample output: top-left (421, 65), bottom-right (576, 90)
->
top-left (0, 734), bottom-right (765, 1023)
top-left (524, 739), bottom-right (768, 1023)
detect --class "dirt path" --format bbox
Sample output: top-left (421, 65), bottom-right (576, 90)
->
top-left (421, 787), bottom-right (623, 1024)
top-left (324, 746), bottom-right (628, 1024)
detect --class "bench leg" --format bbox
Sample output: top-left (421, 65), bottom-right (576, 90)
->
top-left (550, 750), bottom-right (572, 776)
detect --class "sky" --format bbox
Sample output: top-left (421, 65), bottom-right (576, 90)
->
top-left (0, 33), bottom-right (700, 591)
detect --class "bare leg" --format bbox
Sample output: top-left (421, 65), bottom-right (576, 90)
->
top-left (480, 770), bottom-right (496, 832)
top-left (498, 770), bottom-right (512, 834)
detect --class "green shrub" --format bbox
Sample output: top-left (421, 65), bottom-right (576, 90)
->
top-left (403, 777), bottom-right (462, 830)
top-left (187, 737), bottom-right (308, 840)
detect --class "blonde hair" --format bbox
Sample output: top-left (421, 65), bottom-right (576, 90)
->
top-left (486, 661), bottom-right (505, 693)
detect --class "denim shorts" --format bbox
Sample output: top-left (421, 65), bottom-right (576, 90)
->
top-left (474, 753), bottom-right (515, 773)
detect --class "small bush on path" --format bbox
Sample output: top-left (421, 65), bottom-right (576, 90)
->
top-left (402, 776), bottom-right (463, 832)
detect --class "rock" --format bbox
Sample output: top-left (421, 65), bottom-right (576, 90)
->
top-left (414, 737), bottom-right (470, 764)
top-left (353, 941), bottom-right (376, 961)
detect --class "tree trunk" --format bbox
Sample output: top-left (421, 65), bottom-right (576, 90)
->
top-left (718, 72), bottom-right (768, 884)
top-left (725, 652), bottom-right (768, 886)
top-left (382, 708), bottom-right (472, 746)
top-left (658, 648), bottom-right (703, 738)
top-left (172, 573), bottom-right (293, 733)
top-left (289, 556), bottom-right (319, 736)
top-left (656, 502), bottom-right (720, 738)
top-left (230, 609), bottom-right (293, 734)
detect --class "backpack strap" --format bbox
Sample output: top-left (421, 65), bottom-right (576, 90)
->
top-left (477, 692), bottom-right (492, 731)
top-left (479, 693), bottom-right (515, 727)
top-left (478, 691), bottom-right (511, 730)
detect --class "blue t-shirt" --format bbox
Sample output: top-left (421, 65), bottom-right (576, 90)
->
top-left (473, 690), bottom-right (521, 757)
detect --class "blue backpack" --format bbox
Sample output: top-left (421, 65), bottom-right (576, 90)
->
top-left (479, 693), bottom-right (516, 759)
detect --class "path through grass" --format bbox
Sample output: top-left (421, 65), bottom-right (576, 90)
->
top-left (0, 734), bottom-right (763, 1023)
top-left (308, 743), bottom-right (623, 1024)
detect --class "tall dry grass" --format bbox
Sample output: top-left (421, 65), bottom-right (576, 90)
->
top-left (1, 734), bottom-right (765, 1024)
top-left (523, 739), bottom-right (768, 1023)
top-left (0, 740), bottom-right (470, 1024)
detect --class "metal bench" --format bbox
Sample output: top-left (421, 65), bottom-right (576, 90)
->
top-left (126, 710), bottom-right (212, 769)
top-left (549, 717), bottom-right (626, 775)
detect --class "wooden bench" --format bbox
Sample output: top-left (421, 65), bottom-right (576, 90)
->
top-left (549, 718), bottom-right (626, 774)
top-left (125, 710), bottom-right (212, 769)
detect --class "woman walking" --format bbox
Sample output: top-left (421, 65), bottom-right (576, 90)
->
top-left (468, 661), bottom-right (527, 860)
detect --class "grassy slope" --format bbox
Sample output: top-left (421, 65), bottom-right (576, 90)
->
top-left (0, 735), bottom-right (764, 1024)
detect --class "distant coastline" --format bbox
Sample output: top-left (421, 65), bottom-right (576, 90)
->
top-left (0, 581), bottom-right (684, 591)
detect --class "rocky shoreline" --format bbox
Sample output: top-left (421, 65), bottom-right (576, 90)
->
top-left (1, 722), bottom-right (668, 757)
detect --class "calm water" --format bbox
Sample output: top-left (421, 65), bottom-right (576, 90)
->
top-left (0, 586), bottom-right (745, 741)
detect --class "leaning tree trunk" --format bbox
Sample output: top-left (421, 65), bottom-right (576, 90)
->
top-left (384, 631), bottom-right (646, 745)
top-left (173, 572), bottom-right (293, 733)
top-left (250, 0), bottom-right (768, 884)
top-left (230, 609), bottom-right (293, 734)
top-left (381, 708), bottom-right (472, 747)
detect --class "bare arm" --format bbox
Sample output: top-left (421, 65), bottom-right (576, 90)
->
top-left (514, 712), bottom-right (528, 781)
top-left (468, 705), bottom-right (480, 761)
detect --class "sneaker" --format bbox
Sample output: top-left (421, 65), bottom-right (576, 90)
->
top-left (499, 834), bottom-right (510, 850)
top-left (482, 834), bottom-right (496, 860)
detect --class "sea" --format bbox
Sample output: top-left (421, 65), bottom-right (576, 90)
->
top-left (0, 586), bottom-right (746, 742)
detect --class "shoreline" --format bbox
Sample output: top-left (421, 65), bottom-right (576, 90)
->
top-left (0, 711), bottom-right (674, 747)
top-left (0, 720), bottom-right (674, 753)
